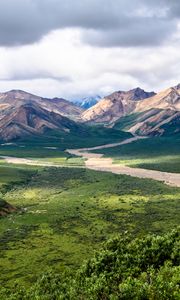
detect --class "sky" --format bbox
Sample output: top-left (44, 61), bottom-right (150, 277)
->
top-left (0, 0), bottom-right (180, 99)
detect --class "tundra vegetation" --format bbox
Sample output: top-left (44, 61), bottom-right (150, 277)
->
top-left (0, 161), bottom-right (179, 299)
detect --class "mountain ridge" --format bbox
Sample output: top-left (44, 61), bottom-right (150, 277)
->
top-left (82, 87), bottom-right (156, 123)
top-left (0, 84), bottom-right (179, 141)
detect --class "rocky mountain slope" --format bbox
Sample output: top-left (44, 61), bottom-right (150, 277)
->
top-left (0, 84), bottom-right (179, 140)
top-left (0, 90), bottom-right (83, 121)
top-left (114, 108), bottom-right (180, 136)
top-left (82, 84), bottom-right (180, 137)
top-left (0, 102), bottom-right (84, 141)
top-left (135, 85), bottom-right (180, 113)
top-left (82, 88), bottom-right (155, 123)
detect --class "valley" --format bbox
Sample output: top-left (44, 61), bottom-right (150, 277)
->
top-left (0, 85), bottom-right (179, 298)
top-left (1, 1), bottom-right (180, 297)
top-left (0, 163), bottom-right (180, 289)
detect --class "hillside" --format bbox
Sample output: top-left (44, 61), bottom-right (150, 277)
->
top-left (0, 89), bottom-right (132, 143)
top-left (0, 85), bottom-right (180, 140)
top-left (114, 108), bottom-right (180, 136)
top-left (81, 84), bottom-right (180, 137)
top-left (0, 90), bottom-right (83, 121)
top-left (1, 228), bottom-right (179, 299)
top-left (0, 102), bottom-right (84, 141)
top-left (82, 87), bottom-right (155, 123)
top-left (135, 85), bottom-right (180, 113)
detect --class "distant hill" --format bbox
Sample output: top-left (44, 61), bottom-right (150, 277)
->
top-left (73, 95), bottom-right (101, 109)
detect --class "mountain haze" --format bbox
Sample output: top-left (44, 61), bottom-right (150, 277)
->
top-left (73, 95), bottom-right (101, 109)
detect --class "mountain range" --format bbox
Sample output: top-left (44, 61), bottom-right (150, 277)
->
top-left (81, 85), bottom-right (180, 136)
top-left (0, 84), bottom-right (179, 141)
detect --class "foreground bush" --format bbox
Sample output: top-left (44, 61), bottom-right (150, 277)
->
top-left (1, 228), bottom-right (179, 299)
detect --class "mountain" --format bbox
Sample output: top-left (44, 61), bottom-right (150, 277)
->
top-left (0, 102), bottom-right (83, 141)
top-left (0, 90), bottom-right (83, 121)
top-left (112, 85), bottom-right (180, 136)
top-left (114, 108), bottom-right (180, 136)
top-left (74, 95), bottom-right (101, 109)
top-left (0, 89), bottom-right (132, 143)
top-left (135, 85), bottom-right (180, 113)
top-left (0, 84), bottom-right (179, 141)
top-left (81, 88), bottom-right (156, 124)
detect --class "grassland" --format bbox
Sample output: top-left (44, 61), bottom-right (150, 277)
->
top-left (0, 127), bottom-right (131, 167)
top-left (0, 127), bottom-right (131, 155)
top-left (0, 163), bottom-right (179, 289)
top-left (94, 136), bottom-right (180, 173)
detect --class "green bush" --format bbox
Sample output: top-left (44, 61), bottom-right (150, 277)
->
top-left (1, 228), bottom-right (179, 300)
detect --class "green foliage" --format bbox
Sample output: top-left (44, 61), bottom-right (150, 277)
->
top-left (0, 126), bottom-right (131, 160)
top-left (113, 112), bottom-right (145, 131)
top-left (0, 164), bottom-right (180, 288)
top-left (0, 228), bottom-right (179, 299)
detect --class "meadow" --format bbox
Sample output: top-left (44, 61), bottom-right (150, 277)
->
top-left (94, 136), bottom-right (180, 173)
top-left (0, 163), bottom-right (180, 289)
top-left (0, 126), bottom-right (131, 157)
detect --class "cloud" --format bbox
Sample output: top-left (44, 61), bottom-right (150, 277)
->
top-left (0, 0), bottom-right (179, 47)
top-left (0, 28), bottom-right (180, 99)
top-left (0, 1), bottom-right (180, 98)
top-left (83, 18), bottom-right (174, 47)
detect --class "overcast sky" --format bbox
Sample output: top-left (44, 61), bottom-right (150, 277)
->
top-left (0, 0), bottom-right (180, 99)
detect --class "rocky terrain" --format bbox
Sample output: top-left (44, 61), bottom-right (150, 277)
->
top-left (113, 108), bottom-right (180, 136)
top-left (0, 101), bottom-right (84, 141)
top-left (0, 84), bottom-right (179, 141)
top-left (0, 90), bottom-right (83, 121)
top-left (135, 85), bottom-right (180, 113)
top-left (82, 85), bottom-right (180, 136)
top-left (82, 88), bottom-right (155, 123)
top-left (0, 90), bottom-right (86, 141)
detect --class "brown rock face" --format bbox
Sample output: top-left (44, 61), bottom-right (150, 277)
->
top-left (128, 109), bottom-right (180, 136)
top-left (82, 84), bottom-right (180, 136)
top-left (135, 86), bottom-right (180, 113)
top-left (0, 102), bottom-right (83, 141)
top-left (0, 89), bottom-right (86, 141)
top-left (82, 88), bottom-right (155, 123)
top-left (0, 90), bottom-right (83, 121)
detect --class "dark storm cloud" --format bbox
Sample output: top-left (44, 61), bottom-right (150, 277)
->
top-left (0, 0), bottom-right (179, 47)
top-left (83, 18), bottom-right (174, 47)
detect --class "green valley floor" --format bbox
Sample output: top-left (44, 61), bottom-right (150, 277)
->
top-left (0, 164), bottom-right (180, 288)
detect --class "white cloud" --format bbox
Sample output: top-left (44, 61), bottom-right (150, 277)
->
top-left (0, 28), bottom-right (180, 99)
